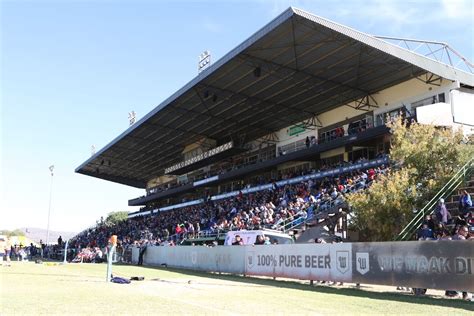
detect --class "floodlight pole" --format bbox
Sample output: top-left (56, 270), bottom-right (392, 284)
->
top-left (46, 165), bottom-right (54, 245)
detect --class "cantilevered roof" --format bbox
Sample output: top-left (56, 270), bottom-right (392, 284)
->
top-left (75, 7), bottom-right (474, 188)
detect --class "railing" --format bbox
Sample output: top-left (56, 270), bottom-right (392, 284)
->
top-left (283, 213), bottom-right (311, 233)
top-left (192, 229), bottom-right (229, 240)
top-left (184, 227), bottom-right (287, 242)
top-left (176, 200), bottom-right (348, 245)
top-left (276, 198), bottom-right (347, 233)
top-left (278, 206), bottom-right (314, 233)
top-left (394, 157), bottom-right (474, 241)
top-left (130, 157), bottom-right (390, 218)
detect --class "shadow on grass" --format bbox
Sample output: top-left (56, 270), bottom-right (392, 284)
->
top-left (121, 264), bottom-right (474, 312)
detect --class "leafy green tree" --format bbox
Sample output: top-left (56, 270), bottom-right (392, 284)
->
top-left (347, 116), bottom-right (473, 241)
top-left (105, 211), bottom-right (129, 226)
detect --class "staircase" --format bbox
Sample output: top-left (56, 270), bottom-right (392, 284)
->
top-left (444, 176), bottom-right (474, 216)
top-left (276, 199), bottom-right (348, 242)
top-left (295, 207), bottom-right (346, 243)
top-left (395, 157), bottom-right (474, 241)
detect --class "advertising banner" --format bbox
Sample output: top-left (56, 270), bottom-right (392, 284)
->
top-left (352, 241), bottom-right (474, 291)
top-left (141, 245), bottom-right (246, 274)
top-left (245, 244), bottom-right (352, 282)
top-left (132, 240), bottom-right (474, 292)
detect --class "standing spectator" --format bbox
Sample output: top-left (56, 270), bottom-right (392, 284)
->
top-left (459, 190), bottom-right (472, 216)
top-left (194, 222), bottom-right (200, 238)
top-left (175, 224), bottom-right (183, 238)
top-left (438, 199), bottom-right (451, 224)
top-left (162, 228), bottom-right (170, 241)
top-left (0, 237), bottom-right (5, 264)
top-left (58, 235), bottom-right (63, 247)
top-left (29, 243), bottom-right (37, 260)
top-left (41, 240), bottom-right (46, 258)
top-left (187, 222), bottom-right (195, 238)
top-left (4, 237), bottom-right (12, 266)
top-left (137, 241), bottom-right (148, 266)
top-left (305, 136), bottom-right (310, 149)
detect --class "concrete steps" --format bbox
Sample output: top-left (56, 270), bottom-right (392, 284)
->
top-left (442, 174), bottom-right (474, 216)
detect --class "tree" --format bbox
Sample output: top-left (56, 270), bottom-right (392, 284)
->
top-left (0, 229), bottom-right (26, 237)
top-left (105, 211), bottom-right (129, 226)
top-left (346, 117), bottom-right (473, 241)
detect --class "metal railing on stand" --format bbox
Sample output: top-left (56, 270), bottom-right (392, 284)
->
top-left (395, 157), bottom-right (474, 241)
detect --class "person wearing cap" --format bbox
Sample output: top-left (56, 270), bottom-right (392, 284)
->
top-left (438, 198), bottom-right (451, 224)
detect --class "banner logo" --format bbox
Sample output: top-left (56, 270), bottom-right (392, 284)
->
top-left (336, 251), bottom-right (350, 274)
top-left (247, 252), bottom-right (255, 268)
top-left (191, 251), bottom-right (197, 265)
top-left (356, 252), bottom-right (370, 275)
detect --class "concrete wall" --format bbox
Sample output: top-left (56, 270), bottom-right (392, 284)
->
top-left (132, 241), bottom-right (474, 292)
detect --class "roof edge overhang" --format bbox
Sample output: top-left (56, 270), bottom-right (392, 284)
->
top-left (75, 7), bottom-right (474, 187)
top-left (292, 7), bottom-right (474, 86)
top-left (75, 7), bottom-right (296, 176)
top-left (76, 169), bottom-right (146, 188)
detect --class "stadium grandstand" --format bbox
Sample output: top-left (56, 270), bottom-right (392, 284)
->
top-left (75, 7), bottom-right (474, 247)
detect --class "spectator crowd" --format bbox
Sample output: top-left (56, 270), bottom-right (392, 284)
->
top-left (71, 161), bottom-right (390, 250)
top-left (417, 189), bottom-right (473, 241)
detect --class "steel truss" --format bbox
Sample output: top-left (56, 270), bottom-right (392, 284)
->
top-left (346, 94), bottom-right (379, 111)
top-left (374, 36), bottom-right (473, 74)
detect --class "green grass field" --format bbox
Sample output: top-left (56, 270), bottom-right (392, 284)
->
top-left (1, 261), bottom-right (472, 315)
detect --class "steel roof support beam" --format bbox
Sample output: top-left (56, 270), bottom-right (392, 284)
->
top-left (197, 83), bottom-right (309, 129)
top-left (170, 96), bottom-right (276, 135)
top-left (145, 120), bottom-right (211, 139)
top-left (414, 72), bottom-right (443, 86)
top-left (345, 94), bottom-right (379, 111)
top-left (374, 35), bottom-right (473, 74)
top-left (193, 42), bottom-right (361, 133)
top-left (301, 116), bottom-right (323, 129)
top-left (240, 51), bottom-right (372, 99)
top-left (255, 132), bottom-right (280, 146)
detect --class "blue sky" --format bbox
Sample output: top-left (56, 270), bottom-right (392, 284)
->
top-left (1, 0), bottom-right (473, 233)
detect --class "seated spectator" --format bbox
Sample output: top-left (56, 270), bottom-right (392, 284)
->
top-left (452, 226), bottom-right (468, 240)
top-left (417, 223), bottom-right (434, 240)
top-left (254, 235), bottom-right (265, 245)
top-left (232, 235), bottom-right (244, 246)
top-left (459, 190), bottom-right (472, 217)
top-left (70, 159), bottom-right (390, 251)
top-left (423, 215), bottom-right (436, 231)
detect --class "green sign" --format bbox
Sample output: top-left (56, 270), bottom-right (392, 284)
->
top-left (288, 124), bottom-right (306, 136)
